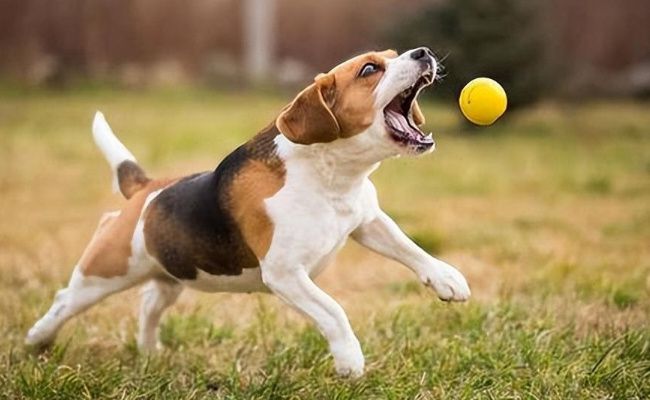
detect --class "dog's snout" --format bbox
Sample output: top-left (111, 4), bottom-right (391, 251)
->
top-left (410, 47), bottom-right (434, 61)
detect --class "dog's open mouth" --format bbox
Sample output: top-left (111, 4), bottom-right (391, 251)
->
top-left (384, 71), bottom-right (434, 151)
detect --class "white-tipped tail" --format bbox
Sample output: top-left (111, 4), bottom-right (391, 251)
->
top-left (92, 111), bottom-right (137, 193)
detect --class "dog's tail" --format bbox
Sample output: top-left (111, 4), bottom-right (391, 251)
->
top-left (92, 111), bottom-right (150, 199)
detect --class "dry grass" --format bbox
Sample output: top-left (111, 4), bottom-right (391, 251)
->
top-left (0, 89), bottom-right (649, 398)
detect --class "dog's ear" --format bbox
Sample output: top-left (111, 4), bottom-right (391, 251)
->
top-left (412, 100), bottom-right (426, 126)
top-left (277, 73), bottom-right (340, 145)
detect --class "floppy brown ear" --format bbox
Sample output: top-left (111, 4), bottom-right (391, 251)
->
top-left (276, 74), bottom-right (340, 145)
top-left (412, 100), bottom-right (426, 126)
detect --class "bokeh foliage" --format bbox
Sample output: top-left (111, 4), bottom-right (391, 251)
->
top-left (388, 0), bottom-right (549, 109)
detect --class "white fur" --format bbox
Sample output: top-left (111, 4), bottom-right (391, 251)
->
top-left (258, 50), bottom-right (466, 377)
top-left (25, 267), bottom-right (152, 347)
top-left (138, 279), bottom-right (182, 351)
top-left (374, 50), bottom-right (438, 109)
top-left (259, 129), bottom-right (470, 376)
top-left (92, 111), bottom-right (138, 193)
top-left (26, 50), bottom-right (470, 378)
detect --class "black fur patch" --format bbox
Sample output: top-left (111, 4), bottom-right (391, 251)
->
top-left (144, 124), bottom-right (283, 280)
top-left (117, 160), bottom-right (150, 199)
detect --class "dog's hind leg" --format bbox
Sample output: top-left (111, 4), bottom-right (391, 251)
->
top-left (25, 266), bottom-right (148, 348)
top-left (137, 278), bottom-right (183, 351)
top-left (25, 208), bottom-right (153, 348)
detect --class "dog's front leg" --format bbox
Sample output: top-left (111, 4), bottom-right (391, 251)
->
top-left (352, 211), bottom-right (471, 302)
top-left (261, 265), bottom-right (364, 377)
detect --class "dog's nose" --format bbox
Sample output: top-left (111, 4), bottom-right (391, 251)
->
top-left (410, 47), bottom-right (434, 61)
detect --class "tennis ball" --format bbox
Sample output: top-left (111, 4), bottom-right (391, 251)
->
top-left (459, 78), bottom-right (507, 126)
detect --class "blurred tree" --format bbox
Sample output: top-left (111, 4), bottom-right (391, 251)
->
top-left (387, 0), bottom-right (548, 109)
top-left (244, 0), bottom-right (276, 84)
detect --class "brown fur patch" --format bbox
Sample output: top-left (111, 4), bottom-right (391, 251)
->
top-left (276, 74), bottom-right (340, 145)
top-left (277, 50), bottom-right (399, 144)
top-left (117, 160), bottom-right (150, 199)
top-left (228, 160), bottom-right (285, 259)
top-left (327, 52), bottom-right (392, 136)
top-left (235, 125), bottom-right (286, 259)
top-left (79, 179), bottom-right (176, 278)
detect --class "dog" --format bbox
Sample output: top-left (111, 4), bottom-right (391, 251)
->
top-left (25, 47), bottom-right (470, 377)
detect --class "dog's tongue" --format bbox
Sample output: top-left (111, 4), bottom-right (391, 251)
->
top-left (385, 108), bottom-right (421, 138)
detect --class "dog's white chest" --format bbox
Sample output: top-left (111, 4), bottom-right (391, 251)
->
top-left (263, 153), bottom-right (377, 277)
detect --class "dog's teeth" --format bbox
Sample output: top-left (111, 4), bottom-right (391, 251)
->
top-left (425, 133), bottom-right (433, 140)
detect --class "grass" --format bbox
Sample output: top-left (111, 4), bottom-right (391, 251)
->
top-left (1, 88), bottom-right (649, 399)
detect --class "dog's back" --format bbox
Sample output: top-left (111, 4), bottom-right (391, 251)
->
top-left (91, 115), bottom-right (286, 281)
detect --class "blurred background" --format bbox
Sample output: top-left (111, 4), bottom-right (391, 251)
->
top-left (1, 1), bottom-right (650, 396)
top-left (0, 0), bottom-right (649, 319)
top-left (1, 0), bottom-right (650, 103)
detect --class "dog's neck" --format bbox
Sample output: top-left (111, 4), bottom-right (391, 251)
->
top-left (273, 124), bottom-right (397, 194)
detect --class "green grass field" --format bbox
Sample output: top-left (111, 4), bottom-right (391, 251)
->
top-left (1, 88), bottom-right (649, 399)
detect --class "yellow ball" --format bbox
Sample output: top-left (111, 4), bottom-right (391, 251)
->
top-left (459, 78), bottom-right (507, 126)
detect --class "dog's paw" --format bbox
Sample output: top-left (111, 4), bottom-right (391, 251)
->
top-left (331, 339), bottom-right (365, 378)
top-left (25, 326), bottom-right (55, 350)
top-left (334, 355), bottom-right (365, 378)
top-left (137, 338), bottom-right (165, 353)
top-left (421, 262), bottom-right (471, 302)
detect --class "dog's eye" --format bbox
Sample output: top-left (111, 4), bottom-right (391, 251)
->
top-left (358, 63), bottom-right (379, 78)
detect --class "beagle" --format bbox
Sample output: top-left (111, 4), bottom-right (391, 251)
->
top-left (25, 47), bottom-right (470, 377)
